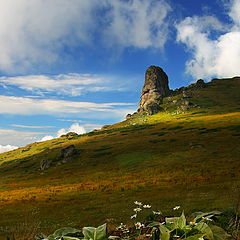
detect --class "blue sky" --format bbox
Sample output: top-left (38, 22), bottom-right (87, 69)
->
top-left (0, 0), bottom-right (240, 152)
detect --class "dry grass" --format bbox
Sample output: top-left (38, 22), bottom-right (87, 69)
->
top-left (0, 78), bottom-right (239, 237)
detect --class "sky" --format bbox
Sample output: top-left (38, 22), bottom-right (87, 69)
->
top-left (0, 0), bottom-right (240, 152)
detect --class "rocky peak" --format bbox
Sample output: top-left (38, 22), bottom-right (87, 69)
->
top-left (138, 65), bottom-right (170, 114)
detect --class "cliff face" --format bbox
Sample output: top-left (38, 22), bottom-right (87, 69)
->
top-left (138, 65), bottom-right (170, 114)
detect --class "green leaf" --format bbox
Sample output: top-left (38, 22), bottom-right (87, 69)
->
top-left (185, 233), bottom-right (205, 240)
top-left (193, 211), bottom-right (222, 222)
top-left (210, 225), bottom-right (231, 240)
top-left (53, 227), bottom-right (81, 239)
top-left (178, 211), bottom-right (186, 229)
top-left (83, 224), bottom-right (107, 240)
top-left (165, 217), bottom-right (179, 230)
top-left (45, 235), bottom-right (57, 240)
top-left (195, 222), bottom-right (213, 240)
top-left (35, 233), bottom-right (47, 240)
top-left (62, 237), bottom-right (82, 240)
top-left (148, 221), bottom-right (161, 228)
top-left (165, 212), bottom-right (186, 230)
top-left (108, 236), bottom-right (120, 240)
top-left (151, 227), bottom-right (160, 240)
top-left (159, 225), bottom-right (170, 240)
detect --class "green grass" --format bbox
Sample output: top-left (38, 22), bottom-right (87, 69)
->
top-left (0, 77), bottom-right (239, 238)
top-left (116, 152), bottom-right (152, 167)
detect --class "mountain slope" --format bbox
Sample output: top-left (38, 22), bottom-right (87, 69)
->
top-left (0, 77), bottom-right (239, 236)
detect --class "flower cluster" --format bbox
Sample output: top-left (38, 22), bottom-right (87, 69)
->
top-left (202, 216), bottom-right (213, 221)
top-left (173, 205), bottom-right (180, 210)
top-left (131, 201), bottom-right (152, 231)
top-left (134, 222), bottom-right (145, 230)
top-left (117, 223), bottom-right (129, 234)
top-left (152, 210), bottom-right (162, 215)
top-left (189, 221), bottom-right (196, 225)
top-left (131, 201), bottom-right (151, 218)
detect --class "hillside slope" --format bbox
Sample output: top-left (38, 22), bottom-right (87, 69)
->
top-left (0, 77), bottom-right (239, 237)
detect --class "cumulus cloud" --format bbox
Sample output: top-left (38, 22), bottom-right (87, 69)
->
top-left (0, 0), bottom-right (171, 73)
top-left (104, 0), bottom-right (171, 49)
top-left (0, 144), bottom-right (18, 153)
top-left (0, 73), bottom-right (116, 96)
top-left (39, 123), bottom-right (86, 142)
top-left (176, 0), bottom-right (240, 79)
top-left (57, 123), bottom-right (86, 137)
top-left (39, 135), bottom-right (54, 142)
top-left (0, 0), bottom-right (100, 72)
top-left (229, 0), bottom-right (240, 27)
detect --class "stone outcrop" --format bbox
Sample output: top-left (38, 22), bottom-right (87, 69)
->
top-left (138, 66), bottom-right (170, 114)
top-left (40, 159), bottom-right (50, 170)
top-left (60, 145), bottom-right (78, 163)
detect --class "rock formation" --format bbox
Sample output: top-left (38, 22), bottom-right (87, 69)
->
top-left (60, 144), bottom-right (78, 163)
top-left (40, 159), bottom-right (50, 170)
top-left (138, 66), bottom-right (170, 114)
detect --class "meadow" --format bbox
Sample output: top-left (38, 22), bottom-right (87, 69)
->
top-left (0, 78), bottom-right (239, 239)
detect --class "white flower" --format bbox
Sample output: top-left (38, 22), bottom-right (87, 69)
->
top-left (153, 210), bottom-right (161, 215)
top-left (190, 221), bottom-right (196, 225)
top-left (143, 204), bottom-right (151, 208)
top-left (198, 238), bottom-right (204, 240)
top-left (202, 217), bottom-right (213, 221)
top-left (173, 235), bottom-right (180, 238)
top-left (134, 201), bottom-right (142, 206)
top-left (145, 234), bottom-right (152, 237)
top-left (135, 222), bottom-right (144, 229)
top-left (134, 207), bottom-right (142, 212)
top-left (131, 214), bottom-right (137, 219)
top-left (161, 222), bottom-right (165, 225)
top-left (117, 223), bottom-right (126, 230)
top-left (173, 206), bottom-right (180, 210)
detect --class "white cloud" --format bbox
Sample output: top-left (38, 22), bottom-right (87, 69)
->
top-left (0, 128), bottom-right (42, 146)
top-left (0, 95), bottom-right (135, 117)
top-left (57, 123), bottom-right (86, 137)
top-left (0, 144), bottom-right (18, 153)
top-left (11, 124), bottom-right (53, 129)
top-left (39, 123), bottom-right (86, 142)
top-left (104, 0), bottom-right (171, 49)
top-left (39, 135), bottom-right (54, 142)
top-left (176, 1), bottom-right (240, 79)
top-left (0, 0), bottom-right (100, 72)
top-left (0, 0), bottom-right (171, 73)
top-left (229, 0), bottom-right (240, 27)
top-left (0, 96), bottom-right (135, 146)
top-left (0, 73), bottom-right (116, 96)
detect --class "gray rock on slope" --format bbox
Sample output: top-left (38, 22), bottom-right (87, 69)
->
top-left (60, 144), bottom-right (78, 163)
top-left (138, 66), bottom-right (170, 114)
top-left (40, 159), bottom-right (50, 170)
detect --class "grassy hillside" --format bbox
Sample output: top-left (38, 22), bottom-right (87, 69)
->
top-left (0, 77), bottom-right (239, 238)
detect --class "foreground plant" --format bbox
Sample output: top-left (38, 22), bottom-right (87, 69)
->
top-left (35, 224), bottom-right (107, 240)
top-left (148, 210), bottom-right (231, 240)
top-left (110, 203), bottom-right (231, 240)
top-left (35, 204), bottom-right (232, 240)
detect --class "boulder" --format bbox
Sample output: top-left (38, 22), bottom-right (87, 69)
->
top-left (60, 145), bottom-right (78, 162)
top-left (40, 159), bottom-right (50, 170)
top-left (138, 66), bottom-right (170, 113)
top-left (196, 79), bottom-right (205, 88)
top-left (60, 132), bottom-right (78, 138)
top-left (146, 102), bottom-right (162, 115)
top-left (126, 113), bottom-right (132, 119)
